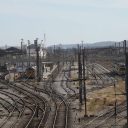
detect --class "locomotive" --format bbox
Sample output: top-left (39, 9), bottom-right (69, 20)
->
top-left (25, 67), bottom-right (36, 79)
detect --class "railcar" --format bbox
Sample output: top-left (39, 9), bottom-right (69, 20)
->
top-left (113, 63), bottom-right (125, 75)
top-left (25, 67), bottom-right (35, 79)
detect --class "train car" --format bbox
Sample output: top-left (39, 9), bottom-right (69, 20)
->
top-left (25, 67), bottom-right (36, 79)
top-left (113, 63), bottom-right (125, 75)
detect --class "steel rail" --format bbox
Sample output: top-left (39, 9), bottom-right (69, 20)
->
top-left (16, 81), bottom-right (50, 128)
top-left (79, 102), bottom-right (126, 128)
top-left (0, 90), bottom-right (33, 128)
top-left (7, 83), bottom-right (38, 128)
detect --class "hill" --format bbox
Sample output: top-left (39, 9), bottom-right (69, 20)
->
top-left (48, 41), bottom-right (117, 49)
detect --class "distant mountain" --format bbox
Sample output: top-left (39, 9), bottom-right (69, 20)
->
top-left (89, 41), bottom-right (116, 48)
top-left (48, 41), bottom-right (117, 49)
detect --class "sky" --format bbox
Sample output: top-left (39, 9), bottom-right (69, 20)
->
top-left (0, 0), bottom-right (128, 46)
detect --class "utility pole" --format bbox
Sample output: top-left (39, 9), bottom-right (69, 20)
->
top-left (28, 40), bottom-right (30, 67)
top-left (74, 48), bottom-right (77, 61)
top-left (44, 33), bottom-right (46, 47)
top-left (21, 39), bottom-right (24, 72)
top-left (35, 39), bottom-right (41, 82)
top-left (82, 48), bottom-right (87, 116)
top-left (114, 80), bottom-right (117, 127)
top-left (40, 40), bottom-right (43, 80)
top-left (119, 42), bottom-right (120, 55)
top-left (54, 45), bottom-right (56, 55)
top-left (21, 39), bottom-right (23, 53)
top-left (115, 42), bottom-right (117, 55)
top-left (126, 52), bottom-right (128, 128)
top-left (124, 40), bottom-right (128, 127)
top-left (57, 61), bottom-right (60, 72)
top-left (85, 48), bottom-right (89, 79)
top-left (63, 53), bottom-right (64, 66)
top-left (78, 45), bottom-right (82, 104)
top-left (41, 40), bottom-right (44, 59)
top-left (124, 41), bottom-right (126, 55)
top-left (81, 40), bottom-right (84, 49)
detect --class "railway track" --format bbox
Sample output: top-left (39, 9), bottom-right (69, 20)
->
top-left (88, 63), bottom-right (116, 90)
top-left (63, 63), bottom-right (76, 95)
top-left (0, 89), bottom-right (34, 128)
top-left (11, 82), bottom-right (50, 128)
top-left (0, 80), bottom-right (50, 128)
top-left (79, 101), bottom-right (126, 128)
top-left (0, 82), bottom-right (38, 128)
top-left (93, 105), bottom-right (126, 128)
top-left (42, 66), bottom-right (69, 128)
top-left (52, 96), bottom-right (68, 128)
top-left (0, 62), bottom-right (122, 128)
top-left (0, 90), bottom-right (26, 128)
top-left (18, 62), bottom-right (121, 127)
top-left (18, 81), bottom-right (56, 128)
top-left (16, 81), bottom-right (52, 128)
top-left (46, 63), bottom-right (76, 128)
top-left (15, 66), bottom-right (69, 128)
top-left (94, 63), bottom-right (115, 83)
top-left (20, 64), bottom-right (75, 128)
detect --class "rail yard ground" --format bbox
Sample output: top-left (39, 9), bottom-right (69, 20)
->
top-left (0, 46), bottom-right (127, 128)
